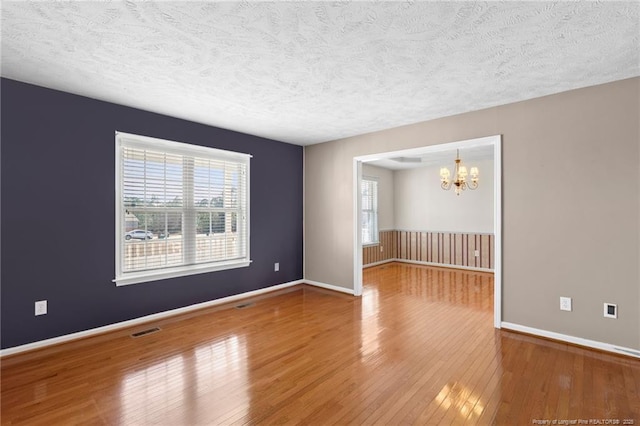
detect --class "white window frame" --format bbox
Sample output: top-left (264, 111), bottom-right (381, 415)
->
top-left (114, 131), bottom-right (251, 286)
top-left (361, 177), bottom-right (379, 246)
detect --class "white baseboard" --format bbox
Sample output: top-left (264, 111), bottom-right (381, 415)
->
top-left (363, 259), bottom-right (395, 268)
top-left (501, 322), bottom-right (640, 359)
top-left (0, 279), bottom-right (304, 358)
top-left (304, 280), bottom-right (355, 295)
top-left (391, 258), bottom-right (493, 273)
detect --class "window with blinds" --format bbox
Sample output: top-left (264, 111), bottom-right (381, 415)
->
top-left (115, 132), bottom-right (251, 286)
top-left (361, 177), bottom-right (379, 245)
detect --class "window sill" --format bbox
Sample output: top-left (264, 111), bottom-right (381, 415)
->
top-left (363, 242), bottom-right (380, 248)
top-left (114, 259), bottom-right (252, 286)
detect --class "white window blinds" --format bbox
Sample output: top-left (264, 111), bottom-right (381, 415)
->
top-left (115, 132), bottom-right (251, 286)
top-left (361, 178), bottom-right (379, 245)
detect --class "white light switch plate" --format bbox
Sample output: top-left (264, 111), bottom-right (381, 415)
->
top-left (560, 297), bottom-right (572, 312)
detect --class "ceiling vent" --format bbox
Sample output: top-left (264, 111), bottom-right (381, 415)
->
top-left (390, 157), bottom-right (422, 164)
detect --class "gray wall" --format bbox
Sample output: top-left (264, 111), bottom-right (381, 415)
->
top-left (393, 157), bottom-right (494, 233)
top-left (305, 77), bottom-right (640, 349)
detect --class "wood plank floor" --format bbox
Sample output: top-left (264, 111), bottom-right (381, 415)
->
top-left (1, 262), bottom-right (639, 425)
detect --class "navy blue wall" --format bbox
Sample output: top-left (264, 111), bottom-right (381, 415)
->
top-left (1, 78), bottom-right (304, 349)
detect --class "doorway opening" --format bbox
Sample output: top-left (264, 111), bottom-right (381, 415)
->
top-left (353, 135), bottom-right (502, 328)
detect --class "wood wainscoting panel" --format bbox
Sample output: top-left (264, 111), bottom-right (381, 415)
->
top-left (363, 230), bottom-right (494, 270)
top-left (430, 231), bottom-right (438, 263)
top-left (363, 230), bottom-right (397, 266)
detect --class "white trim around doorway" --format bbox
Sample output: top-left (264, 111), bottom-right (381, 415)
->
top-left (353, 135), bottom-right (503, 328)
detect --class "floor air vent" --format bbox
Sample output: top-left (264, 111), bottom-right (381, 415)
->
top-left (130, 327), bottom-right (161, 338)
top-left (235, 302), bottom-right (254, 309)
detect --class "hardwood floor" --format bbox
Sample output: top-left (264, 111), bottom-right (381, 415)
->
top-left (2, 262), bottom-right (639, 425)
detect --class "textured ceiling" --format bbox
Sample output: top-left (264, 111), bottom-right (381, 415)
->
top-left (2, 1), bottom-right (639, 145)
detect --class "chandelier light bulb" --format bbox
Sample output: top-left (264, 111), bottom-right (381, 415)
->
top-left (440, 167), bottom-right (450, 181)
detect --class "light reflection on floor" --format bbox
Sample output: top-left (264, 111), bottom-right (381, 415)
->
top-left (118, 334), bottom-right (249, 424)
top-left (435, 382), bottom-right (485, 420)
top-left (360, 286), bottom-right (381, 359)
top-left (119, 354), bottom-right (186, 424)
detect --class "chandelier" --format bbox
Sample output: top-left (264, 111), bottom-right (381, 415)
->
top-left (440, 149), bottom-right (479, 195)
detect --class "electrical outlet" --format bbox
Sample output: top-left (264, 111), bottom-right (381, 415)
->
top-left (560, 297), bottom-right (572, 312)
top-left (604, 303), bottom-right (617, 319)
top-left (274, 262), bottom-right (279, 272)
top-left (35, 300), bottom-right (47, 316)
top-left (380, 246), bottom-right (384, 252)
top-left (474, 250), bottom-right (480, 257)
